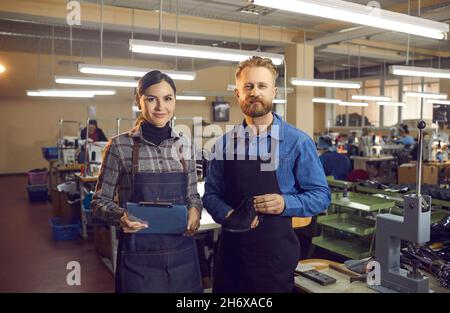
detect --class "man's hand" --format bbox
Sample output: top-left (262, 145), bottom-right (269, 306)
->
top-left (120, 212), bottom-right (148, 233)
top-left (184, 207), bottom-right (201, 236)
top-left (253, 194), bottom-right (285, 215)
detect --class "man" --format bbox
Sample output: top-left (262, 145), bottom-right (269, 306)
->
top-left (203, 56), bottom-right (331, 293)
top-left (80, 119), bottom-right (108, 142)
top-left (317, 135), bottom-right (351, 180)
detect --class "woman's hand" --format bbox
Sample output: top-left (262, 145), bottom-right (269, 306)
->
top-left (184, 207), bottom-right (201, 236)
top-left (120, 212), bottom-right (148, 233)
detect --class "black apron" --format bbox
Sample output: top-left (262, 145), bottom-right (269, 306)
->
top-left (115, 137), bottom-right (203, 293)
top-left (213, 138), bottom-right (300, 293)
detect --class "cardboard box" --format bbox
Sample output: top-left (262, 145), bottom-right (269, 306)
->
top-left (397, 163), bottom-right (438, 185)
top-left (49, 188), bottom-right (62, 217)
top-left (398, 164), bottom-right (416, 184)
top-left (50, 189), bottom-right (80, 223)
top-left (94, 225), bottom-right (112, 260)
top-left (423, 165), bottom-right (438, 185)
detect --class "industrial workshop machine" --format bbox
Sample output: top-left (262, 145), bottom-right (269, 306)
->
top-left (373, 120), bottom-right (432, 293)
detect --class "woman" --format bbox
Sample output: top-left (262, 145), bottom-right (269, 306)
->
top-left (91, 70), bottom-right (203, 293)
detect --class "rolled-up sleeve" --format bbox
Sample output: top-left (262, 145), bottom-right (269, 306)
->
top-left (281, 137), bottom-right (331, 217)
top-left (90, 139), bottom-right (125, 226)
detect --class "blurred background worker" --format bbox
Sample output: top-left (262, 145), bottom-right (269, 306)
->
top-left (396, 123), bottom-right (415, 148)
top-left (317, 135), bottom-right (351, 180)
top-left (80, 119), bottom-right (108, 142)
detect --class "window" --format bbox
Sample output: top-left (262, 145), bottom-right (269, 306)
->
top-left (402, 77), bottom-right (438, 122)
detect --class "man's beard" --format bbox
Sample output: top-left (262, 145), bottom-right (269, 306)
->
top-left (240, 97), bottom-right (273, 118)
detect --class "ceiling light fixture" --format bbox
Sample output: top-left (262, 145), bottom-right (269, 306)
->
top-left (250, 0), bottom-right (448, 39)
top-left (426, 100), bottom-right (450, 106)
top-left (26, 89), bottom-right (116, 98)
top-left (391, 65), bottom-right (450, 79)
top-left (78, 64), bottom-right (196, 80)
top-left (176, 95), bottom-right (206, 101)
top-left (56, 76), bottom-right (138, 87)
top-left (290, 78), bottom-right (361, 89)
top-left (313, 98), bottom-right (342, 104)
top-left (129, 39), bottom-right (284, 65)
top-left (339, 101), bottom-right (368, 107)
top-left (404, 91), bottom-right (447, 99)
top-left (352, 95), bottom-right (392, 101)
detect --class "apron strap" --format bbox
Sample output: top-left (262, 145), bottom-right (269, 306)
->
top-left (175, 139), bottom-right (188, 173)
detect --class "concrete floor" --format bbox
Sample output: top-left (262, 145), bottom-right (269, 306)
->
top-left (0, 175), bottom-right (114, 292)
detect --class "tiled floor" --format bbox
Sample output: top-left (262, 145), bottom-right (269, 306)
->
top-left (0, 175), bottom-right (114, 292)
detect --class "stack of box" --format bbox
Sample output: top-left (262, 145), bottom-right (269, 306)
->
top-left (26, 169), bottom-right (48, 202)
top-left (49, 188), bottom-right (81, 241)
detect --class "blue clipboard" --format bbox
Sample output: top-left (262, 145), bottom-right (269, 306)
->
top-left (126, 202), bottom-right (187, 234)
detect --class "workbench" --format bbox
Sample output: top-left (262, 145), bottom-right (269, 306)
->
top-left (48, 161), bottom-right (83, 190)
top-left (295, 259), bottom-right (449, 293)
top-left (312, 192), bottom-right (396, 260)
top-left (350, 155), bottom-right (395, 183)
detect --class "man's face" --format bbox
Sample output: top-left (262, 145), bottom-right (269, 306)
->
top-left (235, 66), bottom-right (277, 118)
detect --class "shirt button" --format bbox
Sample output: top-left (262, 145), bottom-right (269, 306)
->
top-left (156, 148), bottom-right (161, 153)
top-left (159, 160), bottom-right (164, 164)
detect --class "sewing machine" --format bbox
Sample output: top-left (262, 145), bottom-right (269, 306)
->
top-left (423, 133), bottom-right (449, 162)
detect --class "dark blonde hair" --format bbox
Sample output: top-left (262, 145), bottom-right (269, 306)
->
top-left (235, 56), bottom-right (278, 81)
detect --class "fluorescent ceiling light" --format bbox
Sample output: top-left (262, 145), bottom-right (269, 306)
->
top-left (352, 95), bottom-right (392, 101)
top-left (290, 78), bottom-right (361, 89)
top-left (273, 99), bottom-right (286, 104)
top-left (79, 64), bottom-right (196, 80)
top-left (227, 84), bottom-right (293, 93)
top-left (339, 101), bottom-right (368, 107)
top-left (130, 39), bottom-right (284, 65)
top-left (313, 98), bottom-right (342, 104)
top-left (404, 91), bottom-right (447, 99)
top-left (376, 101), bottom-right (405, 107)
top-left (26, 89), bottom-right (116, 98)
top-left (176, 95), bottom-right (206, 101)
top-left (426, 100), bottom-right (450, 106)
top-left (321, 44), bottom-right (405, 62)
top-left (250, 0), bottom-right (448, 39)
top-left (56, 76), bottom-right (137, 87)
top-left (391, 65), bottom-right (450, 79)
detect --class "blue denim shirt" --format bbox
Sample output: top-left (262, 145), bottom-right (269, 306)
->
top-left (203, 113), bottom-right (331, 224)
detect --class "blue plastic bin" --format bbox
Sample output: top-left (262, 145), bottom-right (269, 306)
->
top-left (42, 147), bottom-right (59, 160)
top-left (49, 217), bottom-right (80, 241)
top-left (27, 184), bottom-right (48, 202)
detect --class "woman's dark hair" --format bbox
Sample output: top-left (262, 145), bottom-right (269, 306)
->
top-left (88, 119), bottom-right (98, 127)
top-left (399, 124), bottom-right (409, 134)
top-left (136, 70), bottom-right (176, 98)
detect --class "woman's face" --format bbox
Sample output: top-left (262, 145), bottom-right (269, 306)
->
top-left (138, 81), bottom-right (176, 127)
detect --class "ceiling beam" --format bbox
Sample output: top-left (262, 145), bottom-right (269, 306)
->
top-left (0, 0), bottom-right (298, 47)
top-left (351, 39), bottom-right (450, 58)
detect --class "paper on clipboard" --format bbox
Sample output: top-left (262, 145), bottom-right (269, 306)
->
top-left (126, 202), bottom-right (187, 234)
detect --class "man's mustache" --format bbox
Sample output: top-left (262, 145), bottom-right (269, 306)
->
top-left (246, 97), bottom-right (262, 102)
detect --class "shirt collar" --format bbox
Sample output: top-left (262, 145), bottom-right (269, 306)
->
top-left (232, 112), bottom-right (284, 141)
